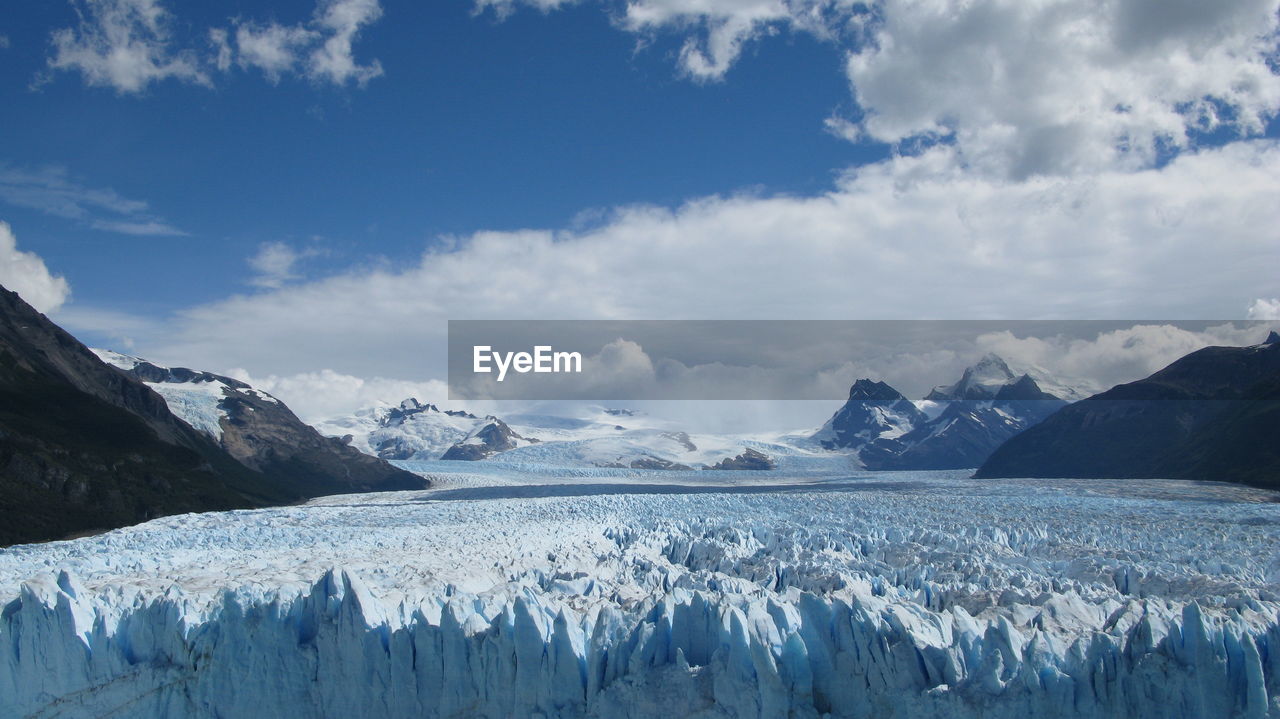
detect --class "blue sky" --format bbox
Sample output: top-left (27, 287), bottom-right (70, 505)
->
top-left (1, 0), bottom-right (1279, 422)
top-left (1, 1), bottom-right (879, 314)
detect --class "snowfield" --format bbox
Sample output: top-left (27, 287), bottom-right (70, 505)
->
top-left (1, 469), bottom-right (1278, 718)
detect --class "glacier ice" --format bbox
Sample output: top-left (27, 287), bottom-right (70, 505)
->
top-left (1, 472), bottom-right (1277, 718)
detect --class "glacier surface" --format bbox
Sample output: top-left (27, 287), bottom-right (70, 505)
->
top-left (1, 470), bottom-right (1277, 718)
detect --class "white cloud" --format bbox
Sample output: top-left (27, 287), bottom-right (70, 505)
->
top-left (974, 323), bottom-right (1273, 396)
top-left (307, 0), bottom-right (385, 86)
top-left (474, 0), bottom-right (578, 18)
top-left (247, 241), bottom-right (321, 289)
top-left (228, 0), bottom-right (384, 87)
top-left (45, 0), bottom-right (386, 92)
top-left (845, 0), bottom-right (1280, 177)
top-left (128, 141), bottom-right (1280, 386)
top-left (233, 23), bottom-right (317, 83)
top-left (1248, 298), bottom-right (1280, 320)
top-left (486, 0), bottom-right (1280, 176)
top-left (0, 221), bottom-right (71, 314)
top-left (224, 368), bottom-right (449, 424)
top-left (48, 0), bottom-right (209, 93)
top-left (0, 163), bottom-right (185, 236)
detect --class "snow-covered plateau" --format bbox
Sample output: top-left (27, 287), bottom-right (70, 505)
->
top-left (1, 468), bottom-right (1277, 718)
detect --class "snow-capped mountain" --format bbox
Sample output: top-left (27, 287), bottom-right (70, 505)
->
top-left (91, 349), bottom-right (425, 495)
top-left (814, 354), bottom-right (1068, 469)
top-left (92, 349), bottom-right (279, 441)
top-left (314, 398), bottom-right (496, 461)
top-left (321, 400), bottom-right (787, 470)
top-left (812, 379), bottom-right (927, 451)
top-left (440, 418), bottom-right (538, 460)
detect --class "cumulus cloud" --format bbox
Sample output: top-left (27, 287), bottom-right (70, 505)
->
top-left (1247, 297), bottom-right (1280, 320)
top-left (306, 0), bottom-right (385, 86)
top-left (621, 0), bottom-right (795, 82)
top-left (45, 0), bottom-right (385, 92)
top-left (128, 141), bottom-right (1280, 386)
top-left (486, 0), bottom-right (1280, 176)
top-left (0, 163), bottom-right (185, 236)
top-left (845, 0), bottom-right (1280, 177)
top-left (232, 23), bottom-right (317, 83)
top-left (231, 0), bottom-right (384, 87)
top-left (0, 221), bottom-right (71, 314)
top-left (47, 0), bottom-right (209, 93)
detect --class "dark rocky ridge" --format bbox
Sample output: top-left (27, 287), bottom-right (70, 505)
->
top-left (0, 285), bottom-right (423, 546)
top-left (441, 419), bottom-right (534, 460)
top-left (710, 448), bottom-right (776, 471)
top-left (1, 287), bottom-right (273, 545)
top-left (975, 337), bottom-right (1280, 487)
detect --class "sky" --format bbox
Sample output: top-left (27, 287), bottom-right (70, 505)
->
top-left (1, 0), bottom-right (1279, 426)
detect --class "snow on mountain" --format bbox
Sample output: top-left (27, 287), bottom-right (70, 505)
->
top-left (926, 352), bottom-right (1020, 400)
top-left (440, 418), bottom-right (539, 460)
top-left (493, 427), bottom-right (753, 469)
top-left (314, 398), bottom-right (493, 460)
top-left (89, 348), bottom-right (281, 441)
top-left (1, 471), bottom-right (1276, 717)
top-left (88, 349), bottom-right (425, 494)
top-left (319, 400), bottom-right (787, 470)
top-left (812, 379), bottom-right (926, 452)
top-left (814, 356), bottom-right (1071, 469)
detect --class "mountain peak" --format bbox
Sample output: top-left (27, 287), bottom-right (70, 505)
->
top-left (848, 378), bottom-right (906, 401)
top-left (974, 352), bottom-right (1010, 368)
top-left (1265, 330), bottom-right (1280, 345)
top-left (926, 354), bottom-right (1017, 400)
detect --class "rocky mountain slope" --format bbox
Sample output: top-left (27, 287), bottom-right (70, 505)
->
top-left (0, 285), bottom-right (422, 546)
top-left (0, 287), bottom-right (279, 545)
top-left (975, 333), bottom-right (1280, 487)
top-left (94, 350), bottom-right (425, 496)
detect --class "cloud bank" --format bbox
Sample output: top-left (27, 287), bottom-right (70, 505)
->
top-left (124, 142), bottom-right (1280, 392)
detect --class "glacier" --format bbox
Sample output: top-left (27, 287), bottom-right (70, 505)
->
top-left (1, 470), bottom-right (1277, 718)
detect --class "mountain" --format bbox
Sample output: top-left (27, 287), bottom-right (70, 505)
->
top-left (814, 355), bottom-right (1067, 470)
top-left (313, 398), bottom-right (490, 461)
top-left (708, 447), bottom-right (776, 470)
top-left (0, 284), bottom-right (425, 546)
top-left (925, 353), bottom-right (1056, 400)
top-left (975, 335), bottom-right (1280, 487)
top-left (0, 287), bottom-right (279, 545)
top-left (93, 350), bottom-right (425, 495)
top-left (813, 379), bottom-right (927, 451)
top-left (440, 418), bottom-right (537, 460)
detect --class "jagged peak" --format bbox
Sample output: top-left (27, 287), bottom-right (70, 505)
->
top-left (847, 378), bottom-right (906, 401)
top-left (973, 352), bottom-right (1011, 369)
